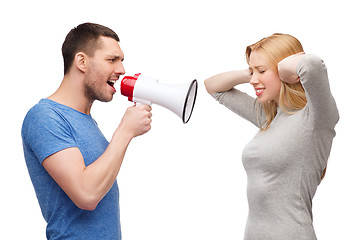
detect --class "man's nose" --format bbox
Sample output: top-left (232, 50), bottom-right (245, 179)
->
top-left (115, 62), bottom-right (125, 75)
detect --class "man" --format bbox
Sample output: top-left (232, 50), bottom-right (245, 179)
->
top-left (21, 23), bottom-right (152, 239)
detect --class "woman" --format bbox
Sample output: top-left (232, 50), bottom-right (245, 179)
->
top-left (204, 33), bottom-right (339, 239)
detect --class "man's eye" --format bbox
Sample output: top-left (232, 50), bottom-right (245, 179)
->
top-left (259, 70), bottom-right (266, 74)
top-left (108, 59), bottom-right (115, 62)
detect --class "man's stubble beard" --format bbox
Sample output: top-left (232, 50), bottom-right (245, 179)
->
top-left (83, 67), bottom-right (112, 103)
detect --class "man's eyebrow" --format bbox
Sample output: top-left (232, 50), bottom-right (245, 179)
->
top-left (106, 55), bottom-right (124, 61)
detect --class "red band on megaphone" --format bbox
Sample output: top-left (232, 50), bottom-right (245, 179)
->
top-left (121, 73), bottom-right (141, 101)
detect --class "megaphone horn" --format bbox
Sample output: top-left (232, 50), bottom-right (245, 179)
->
top-left (121, 73), bottom-right (198, 123)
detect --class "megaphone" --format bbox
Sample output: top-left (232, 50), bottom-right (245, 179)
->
top-left (121, 73), bottom-right (198, 123)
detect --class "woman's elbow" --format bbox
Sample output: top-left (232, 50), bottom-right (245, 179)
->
top-left (204, 78), bottom-right (215, 94)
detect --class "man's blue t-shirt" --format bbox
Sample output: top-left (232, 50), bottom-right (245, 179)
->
top-left (22, 99), bottom-right (121, 240)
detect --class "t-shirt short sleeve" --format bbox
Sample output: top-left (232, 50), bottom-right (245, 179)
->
top-left (22, 104), bottom-right (78, 164)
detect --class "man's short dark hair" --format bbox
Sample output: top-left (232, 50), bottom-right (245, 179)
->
top-left (62, 22), bottom-right (120, 75)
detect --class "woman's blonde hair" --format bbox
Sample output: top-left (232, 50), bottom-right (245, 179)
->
top-left (246, 33), bottom-right (307, 130)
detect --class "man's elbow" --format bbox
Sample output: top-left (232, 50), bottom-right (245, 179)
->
top-left (77, 202), bottom-right (98, 211)
top-left (73, 194), bottom-right (100, 211)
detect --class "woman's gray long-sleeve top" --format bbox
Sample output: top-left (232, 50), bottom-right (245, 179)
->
top-left (212, 54), bottom-right (339, 240)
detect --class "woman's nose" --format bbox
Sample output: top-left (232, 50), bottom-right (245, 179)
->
top-left (249, 73), bottom-right (259, 86)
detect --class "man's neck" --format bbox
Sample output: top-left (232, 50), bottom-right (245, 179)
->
top-left (48, 75), bottom-right (93, 115)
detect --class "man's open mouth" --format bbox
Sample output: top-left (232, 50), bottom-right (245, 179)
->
top-left (107, 79), bottom-right (117, 87)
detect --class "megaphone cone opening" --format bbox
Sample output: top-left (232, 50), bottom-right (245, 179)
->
top-left (182, 79), bottom-right (198, 123)
top-left (121, 74), bottom-right (198, 124)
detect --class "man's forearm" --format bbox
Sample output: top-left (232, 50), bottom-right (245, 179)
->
top-left (80, 128), bottom-right (132, 210)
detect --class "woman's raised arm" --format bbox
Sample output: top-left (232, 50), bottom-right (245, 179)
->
top-left (204, 69), bottom-right (251, 94)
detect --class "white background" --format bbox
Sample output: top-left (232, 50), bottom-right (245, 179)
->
top-left (1, 0), bottom-right (349, 239)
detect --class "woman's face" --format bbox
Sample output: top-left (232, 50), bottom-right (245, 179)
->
top-left (248, 51), bottom-right (281, 104)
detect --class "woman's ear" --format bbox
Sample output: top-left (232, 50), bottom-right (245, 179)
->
top-left (75, 52), bottom-right (88, 73)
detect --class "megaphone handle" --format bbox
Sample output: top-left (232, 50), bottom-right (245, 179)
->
top-left (133, 97), bottom-right (152, 106)
top-left (135, 103), bottom-right (153, 108)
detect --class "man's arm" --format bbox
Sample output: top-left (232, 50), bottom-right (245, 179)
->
top-left (43, 105), bottom-right (152, 210)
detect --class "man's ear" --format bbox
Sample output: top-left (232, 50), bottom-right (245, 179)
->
top-left (75, 52), bottom-right (88, 73)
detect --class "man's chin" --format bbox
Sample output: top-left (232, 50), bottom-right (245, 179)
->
top-left (97, 94), bottom-right (114, 103)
